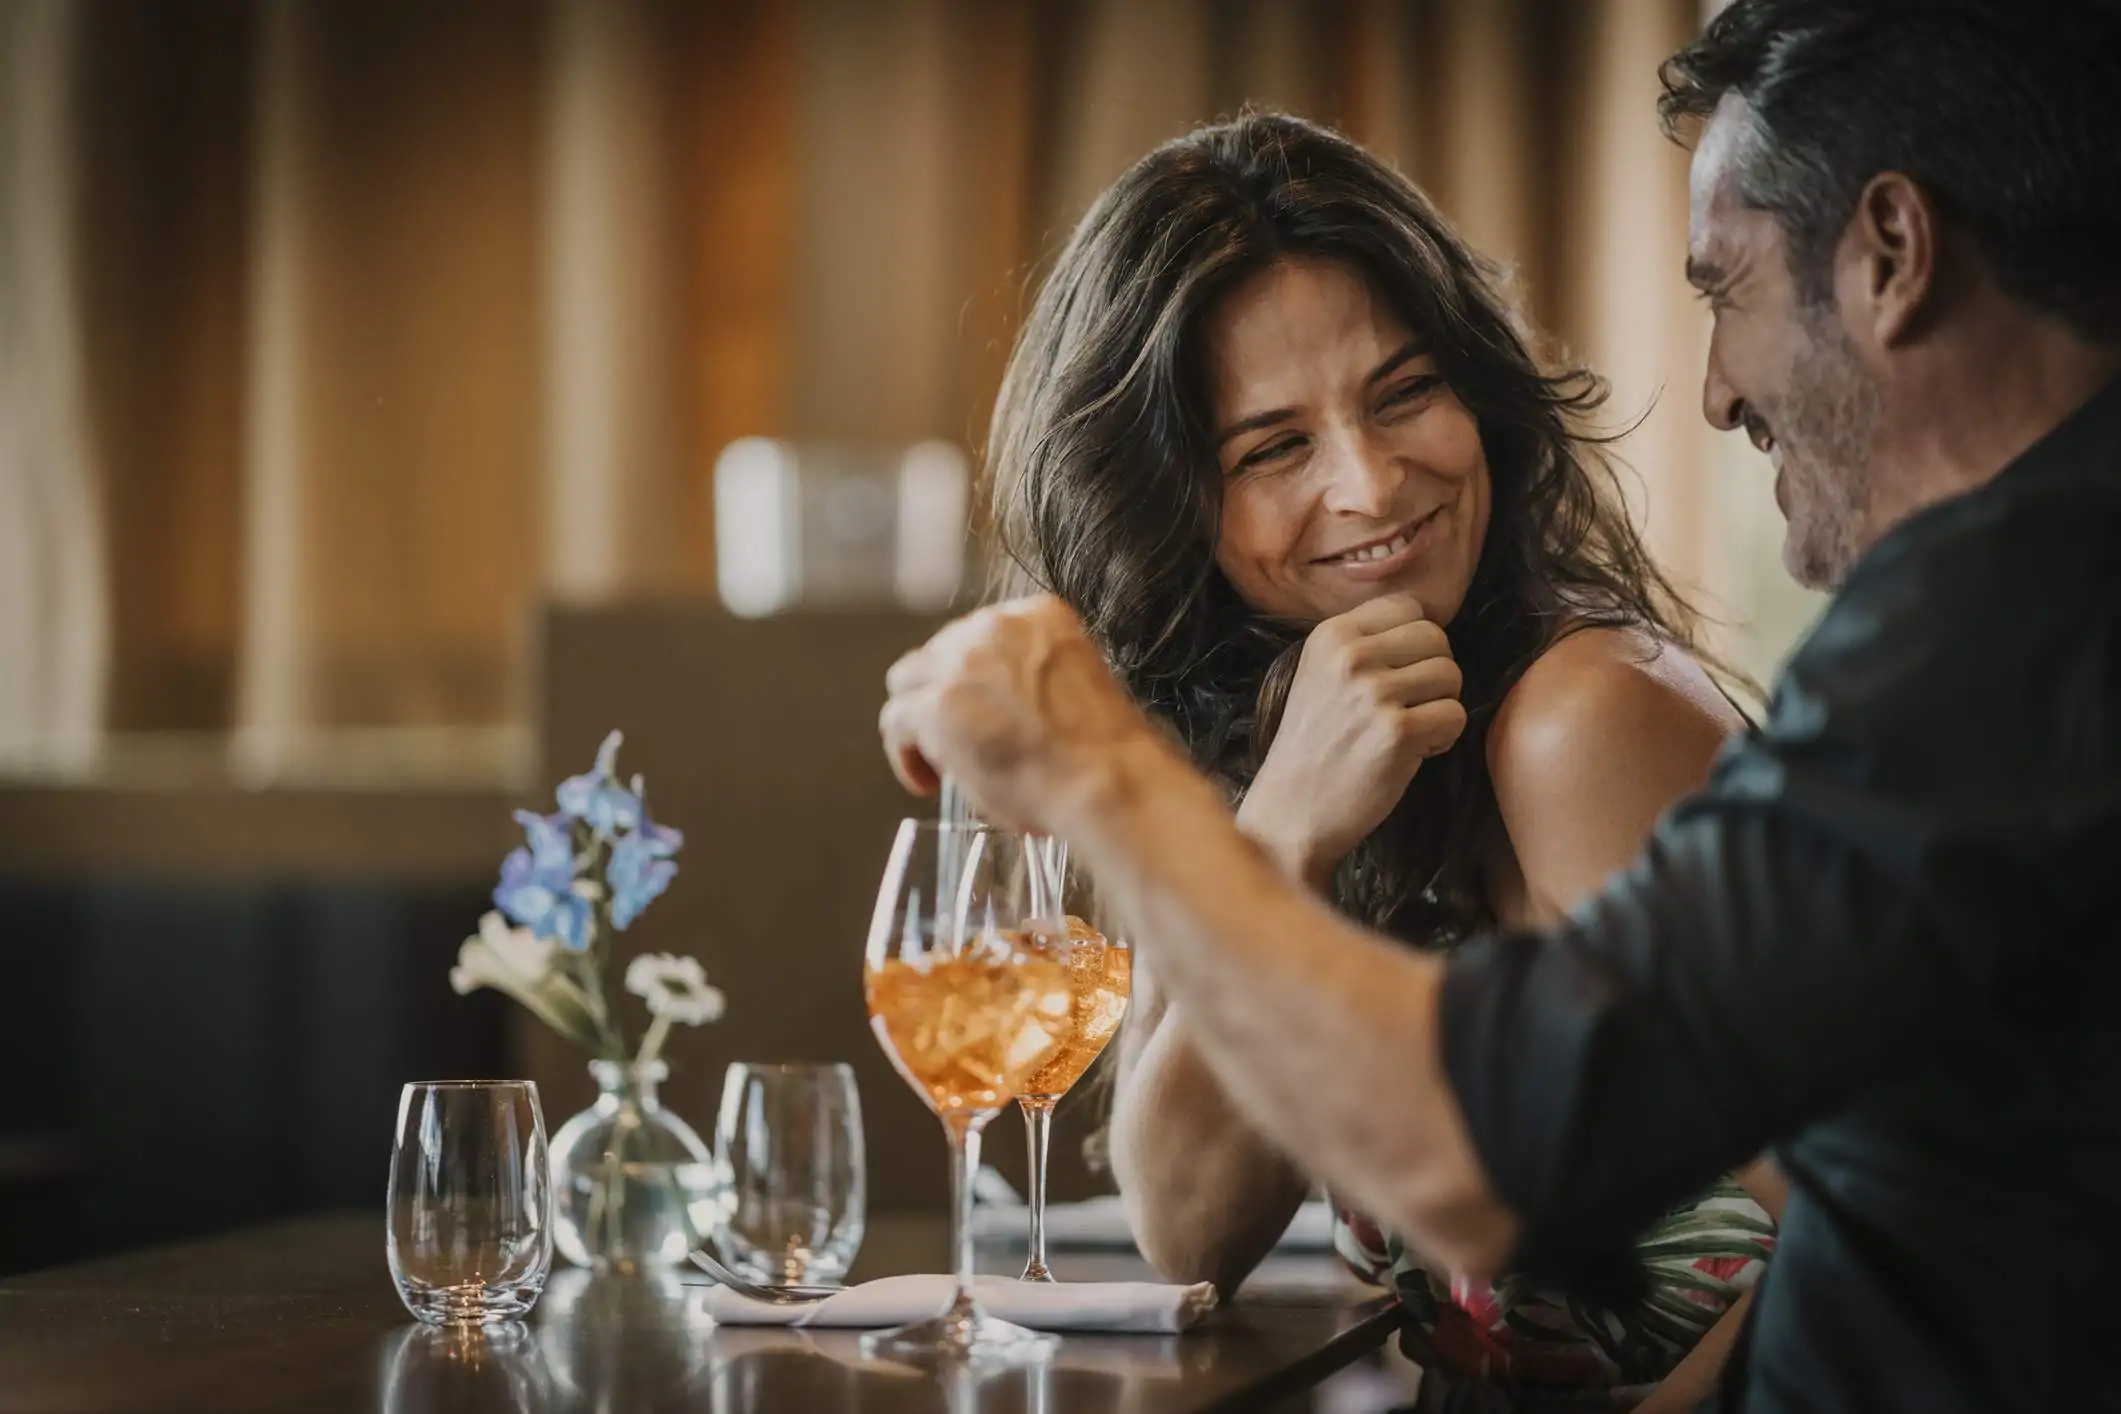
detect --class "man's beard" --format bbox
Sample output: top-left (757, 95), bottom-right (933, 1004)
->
top-left (1773, 311), bottom-right (1881, 591)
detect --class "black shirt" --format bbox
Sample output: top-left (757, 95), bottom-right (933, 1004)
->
top-left (1440, 377), bottom-right (2121, 1413)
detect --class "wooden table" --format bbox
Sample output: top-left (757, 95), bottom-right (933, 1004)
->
top-left (0, 1215), bottom-right (1404, 1413)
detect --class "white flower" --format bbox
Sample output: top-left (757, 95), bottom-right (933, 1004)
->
top-left (450, 910), bottom-right (558, 996)
top-left (624, 952), bottom-right (726, 1027)
top-left (450, 911), bottom-right (604, 1051)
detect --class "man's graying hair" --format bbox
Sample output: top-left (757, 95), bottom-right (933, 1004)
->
top-left (1660, 0), bottom-right (2121, 342)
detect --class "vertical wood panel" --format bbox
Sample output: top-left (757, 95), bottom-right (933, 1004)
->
top-left (0, 0), bottom-right (108, 765)
top-left (1427, 0), bottom-right (1538, 280)
top-left (78, 1), bottom-right (253, 732)
top-left (283, 1), bottom-right (544, 730)
top-left (1333, 0), bottom-right (1414, 170)
top-left (1549, 0), bottom-right (1708, 596)
top-left (792, 0), bottom-right (957, 442)
top-left (1041, 0), bottom-right (1211, 242)
top-left (944, 0), bottom-right (1037, 458)
top-left (688, 0), bottom-right (799, 586)
top-left (544, 0), bottom-right (693, 603)
top-left (232, 0), bottom-right (310, 758)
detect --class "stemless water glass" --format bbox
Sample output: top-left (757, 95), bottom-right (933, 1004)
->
top-left (713, 1061), bottom-right (867, 1285)
top-left (388, 1080), bottom-right (554, 1324)
top-left (861, 819), bottom-right (1072, 1363)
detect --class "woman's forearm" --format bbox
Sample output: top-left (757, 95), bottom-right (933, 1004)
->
top-left (1108, 1001), bottom-right (1311, 1294)
top-left (1632, 1289), bottom-right (1755, 1414)
top-left (1054, 735), bottom-right (1517, 1278)
top-left (1233, 792), bottom-right (1340, 894)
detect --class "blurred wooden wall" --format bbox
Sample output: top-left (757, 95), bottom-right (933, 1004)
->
top-left (49, 0), bottom-right (1714, 755)
top-left (0, 0), bottom-right (1755, 1236)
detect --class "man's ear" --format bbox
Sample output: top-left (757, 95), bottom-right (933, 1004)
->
top-left (1836, 171), bottom-right (1939, 351)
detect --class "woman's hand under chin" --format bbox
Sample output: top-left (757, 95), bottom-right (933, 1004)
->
top-left (878, 595), bottom-right (1169, 834)
top-left (1239, 593), bottom-right (1467, 886)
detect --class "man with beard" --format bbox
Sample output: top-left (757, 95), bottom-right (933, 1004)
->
top-left (878, 0), bottom-right (2121, 1408)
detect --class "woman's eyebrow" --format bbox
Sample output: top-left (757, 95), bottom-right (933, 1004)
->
top-left (1215, 339), bottom-right (1433, 447)
top-left (1215, 406), bottom-right (1299, 449)
top-left (1365, 338), bottom-right (1429, 387)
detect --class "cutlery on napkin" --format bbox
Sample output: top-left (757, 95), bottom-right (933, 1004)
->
top-left (695, 1273), bottom-right (1217, 1333)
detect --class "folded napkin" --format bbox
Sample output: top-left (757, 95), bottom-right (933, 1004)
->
top-left (970, 1193), bottom-right (1338, 1252)
top-left (697, 1273), bottom-right (1217, 1333)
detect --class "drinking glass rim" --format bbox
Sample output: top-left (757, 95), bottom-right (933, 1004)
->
top-left (904, 817), bottom-right (1001, 834)
top-left (726, 1060), bottom-right (857, 1077)
top-left (897, 817), bottom-right (1071, 862)
top-left (400, 1078), bottom-right (542, 1091)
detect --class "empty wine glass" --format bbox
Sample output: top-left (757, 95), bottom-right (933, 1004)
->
top-left (714, 1061), bottom-right (867, 1285)
top-left (861, 819), bottom-right (1071, 1363)
top-left (387, 1080), bottom-right (553, 1324)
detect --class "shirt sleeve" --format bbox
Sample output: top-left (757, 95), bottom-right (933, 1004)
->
top-left (1437, 479), bottom-right (2121, 1276)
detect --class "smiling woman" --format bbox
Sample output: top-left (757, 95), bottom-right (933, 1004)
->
top-left (1206, 257), bottom-right (1491, 629)
top-left (982, 110), bottom-right (1778, 1412)
top-left (986, 109), bottom-right (1731, 950)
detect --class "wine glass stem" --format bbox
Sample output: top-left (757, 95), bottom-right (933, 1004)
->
top-left (1019, 1098), bottom-right (1057, 1282)
top-left (946, 1112), bottom-right (985, 1319)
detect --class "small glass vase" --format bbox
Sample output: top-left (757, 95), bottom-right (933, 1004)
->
top-left (549, 1059), bottom-right (729, 1272)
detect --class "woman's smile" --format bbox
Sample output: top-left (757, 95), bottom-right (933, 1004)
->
top-left (1308, 504), bottom-right (1446, 580)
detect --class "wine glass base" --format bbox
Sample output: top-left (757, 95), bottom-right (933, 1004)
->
top-left (860, 1311), bottom-right (1058, 1365)
top-left (1017, 1258), bottom-right (1057, 1283)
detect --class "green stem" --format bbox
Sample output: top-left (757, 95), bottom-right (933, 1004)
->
top-left (593, 1093), bottom-right (637, 1269)
top-left (567, 905), bottom-right (626, 1062)
top-left (635, 1014), bottom-right (673, 1069)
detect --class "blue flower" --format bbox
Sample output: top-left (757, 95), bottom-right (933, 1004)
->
top-left (556, 730), bottom-right (644, 838)
top-left (607, 807), bottom-right (683, 931)
top-left (494, 809), bottom-right (592, 950)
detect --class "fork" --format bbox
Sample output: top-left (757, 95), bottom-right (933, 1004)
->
top-left (685, 1246), bottom-right (843, 1305)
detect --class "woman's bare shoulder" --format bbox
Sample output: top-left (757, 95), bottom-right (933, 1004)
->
top-left (1488, 625), bottom-right (1742, 777)
top-left (1484, 625), bottom-right (1746, 912)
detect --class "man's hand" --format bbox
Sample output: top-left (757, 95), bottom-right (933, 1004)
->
top-left (879, 592), bottom-right (1518, 1281)
top-left (879, 595), bottom-right (1167, 832)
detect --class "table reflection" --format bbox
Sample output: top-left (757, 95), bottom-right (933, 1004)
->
top-left (698, 1323), bottom-right (1217, 1414)
top-left (375, 1271), bottom-right (1238, 1414)
top-left (540, 1269), bottom-right (716, 1408)
top-left (381, 1322), bottom-right (556, 1414)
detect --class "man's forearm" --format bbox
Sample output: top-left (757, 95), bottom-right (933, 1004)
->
top-left (1054, 736), bottom-right (1520, 1276)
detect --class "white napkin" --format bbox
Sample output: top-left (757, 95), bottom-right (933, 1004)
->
top-left (696, 1273), bottom-right (1218, 1333)
top-left (970, 1193), bottom-right (1338, 1252)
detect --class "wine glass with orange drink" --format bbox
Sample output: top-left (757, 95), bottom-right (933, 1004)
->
top-left (1011, 848), bottom-right (1132, 1282)
top-left (860, 818), bottom-right (1073, 1363)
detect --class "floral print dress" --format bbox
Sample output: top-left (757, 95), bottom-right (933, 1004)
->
top-left (1333, 1178), bottom-right (1775, 1411)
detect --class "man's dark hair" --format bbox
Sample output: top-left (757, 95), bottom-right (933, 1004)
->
top-left (1660, 0), bottom-right (2121, 343)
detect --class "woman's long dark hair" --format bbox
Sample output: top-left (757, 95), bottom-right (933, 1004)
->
top-left (989, 111), bottom-right (1728, 946)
